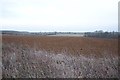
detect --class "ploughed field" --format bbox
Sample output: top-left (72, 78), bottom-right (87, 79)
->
top-left (2, 35), bottom-right (118, 78)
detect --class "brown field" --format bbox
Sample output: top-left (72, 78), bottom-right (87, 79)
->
top-left (2, 35), bottom-right (119, 78)
top-left (2, 35), bottom-right (118, 57)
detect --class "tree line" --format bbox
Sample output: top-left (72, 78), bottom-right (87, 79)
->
top-left (84, 30), bottom-right (119, 38)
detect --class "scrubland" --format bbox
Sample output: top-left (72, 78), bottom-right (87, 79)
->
top-left (2, 35), bottom-right (119, 78)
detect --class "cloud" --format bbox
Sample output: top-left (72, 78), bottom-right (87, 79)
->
top-left (0, 0), bottom-right (119, 31)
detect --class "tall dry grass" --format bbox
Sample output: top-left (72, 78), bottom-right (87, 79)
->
top-left (2, 35), bottom-right (119, 78)
top-left (2, 35), bottom-right (118, 57)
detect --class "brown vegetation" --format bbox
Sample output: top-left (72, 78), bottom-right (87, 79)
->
top-left (2, 35), bottom-right (119, 78)
top-left (2, 35), bottom-right (118, 57)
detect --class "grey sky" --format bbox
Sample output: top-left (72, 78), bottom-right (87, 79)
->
top-left (0, 0), bottom-right (119, 32)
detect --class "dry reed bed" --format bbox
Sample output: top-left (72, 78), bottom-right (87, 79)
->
top-left (2, 35), bottom-right (118, 57)
top-left (2, 35), bottom-right (119, 78)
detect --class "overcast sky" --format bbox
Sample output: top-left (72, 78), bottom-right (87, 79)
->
top-left (0, 0), bottom-right (119, 32)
